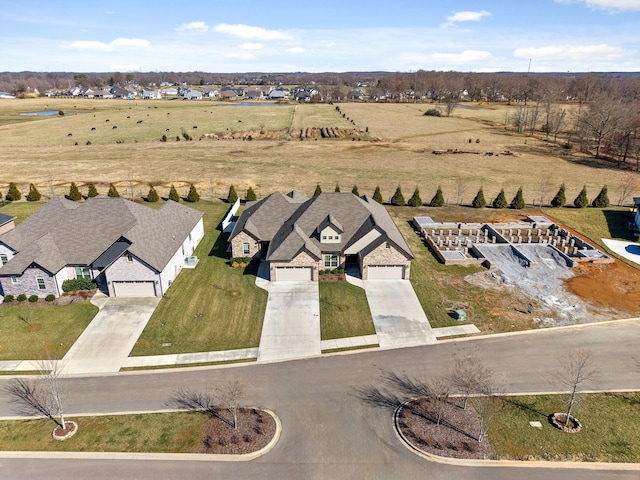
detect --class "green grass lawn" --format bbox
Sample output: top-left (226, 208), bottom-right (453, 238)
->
top-left (0, 412), bottom-right (205, 453)
top-left (0, 200), bottom-right (45, 224)
top-left (490, 392), bottom-right (640, 462)
top-left (130, 201), bottom-right (268, 356)
top-left (0, 301), bottom-right (98, 360)
top-left (319, 281), bottom-right (375, 340)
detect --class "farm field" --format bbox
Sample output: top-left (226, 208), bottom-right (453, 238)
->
top-left (0, 98), bottom-right (637, 209)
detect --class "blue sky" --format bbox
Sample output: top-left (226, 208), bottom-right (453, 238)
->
top-left (1, 0), bottom-right (639, 73)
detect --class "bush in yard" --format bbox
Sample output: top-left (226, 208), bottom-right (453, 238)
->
top-left (69, 182), bottom-right (82, 201)
top-left (510, 186), bottom-right (526, 209)
top-left (3, 294), bottom-right (14, 303)
top-left (492, 189), bottom-right (508, 209)
top-left (45, 294), bottom-right (55, 302)
top-left (245, 186), bottom-right (257, 202)
top-left (6, 182), bottom-right (21, 201)
top-left (551, 183), bottom-right (566, 207)
top-left (373, 186), bottom-right (383, 204)
top-left (28, 295), bottom-right (39, 303)
top-left (390, 186), bottom-right (405, 206)
top-left (472, 187), bottom-right (487, 208)
top-left (107, 183), bottom-right (120, 198)
top-left (573, 185), bottom-right (589, 208)
top-left (186, 184), bottom-right (199, 202)
top-left (169, 184), bottom-right (181, 202)
top-left (146, 185), bottom-right (159, 202)
top-left (313, 184), bottom-right (322, 197)
top-left (407, 187), bottom-right (422, 207)
top-left (62, 278), bottom-right (96, 292)
top-left (429, 185), bottom-right (445, 207)
top-left (334, 184), bottom-right (341, 193)
top-left (423, 108), bottom-right (442, 117)
top-left (351, 185), bottom-right (360, 197)
top-left (17, 294), bottom-right (27, 302)
top-left (87, 183), bottom-right (99, 198)
top-left (26, 183), bottom-right (41, 201)
top-left (592, 185), bottom-right (610, 208)
top-left (227, 185), bottom-right (238, 203)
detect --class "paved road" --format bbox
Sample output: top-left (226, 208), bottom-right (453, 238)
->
top-left (1, 319), bottom-right (639, 479)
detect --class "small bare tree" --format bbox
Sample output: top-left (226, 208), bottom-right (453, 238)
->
top-left (447, 355), bottom-right (494, 410)
top-left (553, 349), bottom-right (599, 427)
top-left (617, 171), bottom-right (639, 206)
top-left (217, 380), bottom-right (245, 430)
top-left (537, 174), bottom-right (552, 207)
top-left (455, 176), bottom-right (467, 205)
top-left (428, 376), bottom-right (450, 426)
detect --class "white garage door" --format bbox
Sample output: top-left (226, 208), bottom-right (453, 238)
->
top-left (275, 266), bottom-right (313, 281)
top-left (367, 265), bottom-right (405, 279)
top-left (113, 281), bottom-right (157, 297)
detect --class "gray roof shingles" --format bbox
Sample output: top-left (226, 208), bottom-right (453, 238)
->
top-left (0, 213), bottom-right (15, 227)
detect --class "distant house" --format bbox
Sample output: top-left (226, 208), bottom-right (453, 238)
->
top-left (246, 88), bottom-right (265, 100)
top-left (183, 89), bottom-right (203, 100)
top-left (0, 197), bottom-right (204, 298)
top-left (201, 87), bottom-right (219, 98)
top-left (229, 192), bottom-right (413, 281)
top-left (220, 90), bottom-right (238, 101)
top-left (268, 89), bottom-right (288, 100)
top-left (161, 87), bottom-right (179, 96)
top-left (94, 88), bottom-right (114, 99)
top-left (142, 89), bottom-right (162, 99)
top-left (347, 89), bottom-right (365, 101)
top-left (110, 87), bottom-right (136, 99)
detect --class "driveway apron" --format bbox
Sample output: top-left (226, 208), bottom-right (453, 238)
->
top-left (61, 297), bottom-right (160, 375)
top-left (258, 282), bottom-right (321, 362)
top-left (363, 280), bottom-right (437, 348)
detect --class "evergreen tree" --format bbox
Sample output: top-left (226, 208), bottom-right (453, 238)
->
top-left (69, 182), bottom-right (82, 201)
top-left (390, 185), bottom-right (405, 206)
top-left (472, 187), bottom-right (487, 208)
top-left (373, 186), bottom-right (383, 204)
top-left (313, 184), bottom-right (322, 197)
top-left (334, 184), bottom-right (341, 193)
top-left (146, 185), bottom-right (159, 203)
top-left (87, 183), bottom-right (99, 198)
top-left (227, 184), bottom-right (238, 203)
top-left (246, 186), bottom-right (257, 202)
top-left (550, 183), bottom-right (566, 207)
top-left (492, 189), bottom-right (508, 209)
top-left (186, 184), bottom-right (199, 202)
top-left (351, 185), bottom-right (360, 197)
top-left (573, 185), bottom-right (589, 208)
top-left (107, 183), bottom-right (120, 198)
top-left (169, 184), bottom-right (181, 202)
top-left (429, 186), bottom-right (445, 207)
top-left (591, 185), bottom-right (610, 208)
top-left (26, 183), bottom-right (41, 202)
top-left (5, 182), bottom-right (21, 201)
top-left (510, 187), bottom-right (526, 209)
top-left (407, 187), bottom-right (422, 207)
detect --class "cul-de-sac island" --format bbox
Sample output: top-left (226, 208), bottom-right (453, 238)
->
top-left (2, 19), bottom-right (640, 479)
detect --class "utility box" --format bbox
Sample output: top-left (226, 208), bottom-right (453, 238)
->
top-left (452, 309), bottom-right (467, 321)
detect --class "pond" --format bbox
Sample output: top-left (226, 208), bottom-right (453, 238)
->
top-left (20, 110), bottom-right (63, 116)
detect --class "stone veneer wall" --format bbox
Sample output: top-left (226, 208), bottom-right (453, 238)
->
top-left (361, 242), bottom-right (411, 280)
top-left (270, 251), bottom-right (320, 281)
top-left (230, 231), bottom-right (261, 259)
top-left (0, 265), bottom-right (58, 297)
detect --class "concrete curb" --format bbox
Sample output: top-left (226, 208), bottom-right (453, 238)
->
top-left (393, 399), bottom-right (640, 470)
top-left (0, 407), bottom-right (282, 462)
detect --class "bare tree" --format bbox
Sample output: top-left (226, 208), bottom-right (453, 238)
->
top-left (537, 174), bottom-right (552, 207)
top-left (428, 376), bottom-right (450, 426)
top-left (617, 172), bottom-right (639, 206)
top-left (217, 380), bottom-right (245, 430)
top-left (553, 349), bottom-right (599, 427)
top-left (447, 355), bottom-right (495, 410)
top-left (5, 359), bottom-right (68, 430)
top-left (581, 99), bottom-right (626, 159)
top-left (455, 176), bottom-right (467, 205)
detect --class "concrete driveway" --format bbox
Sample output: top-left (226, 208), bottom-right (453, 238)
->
top-left (61, 295), bottom-right (160, 375)
top-left (258, 282), bottom-right (321, 362)
top-left (363, 280), bottom-right (437, 348)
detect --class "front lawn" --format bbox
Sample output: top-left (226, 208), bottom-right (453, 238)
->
top-left (0, 301), bottom-right (98, 360)
top-left (130, 202), bottom-right (268, 356)
top-left (319, 281), bottom-right (375, 340)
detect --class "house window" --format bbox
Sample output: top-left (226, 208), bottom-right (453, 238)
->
top-left (242, 243), bottom-right (250, 255)
top-left (322, 236), bottom-right (327, 240)
top-left (386, 242), bottom-right (391, 249)
top-left (323, 254), bottom-right (338, 268)
top-left (74, 266), bottom-right (91, 279)
top-left (0, 254), bottom-right (7, 265)
top-left (36, 277), bottom-right (46, 290)
top-left (11, 276), bottom-right (17, 284)
top-left (126, 254), bottom-right (133, 263)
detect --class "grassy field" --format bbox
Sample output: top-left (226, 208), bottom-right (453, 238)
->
top-left (0, 301), bottom-right (98, 360)
top-left (490, 392), bottom-right (640, 462)
top-left (319, 281), bottom-right (375, 340)
top-left (0, 200), bottom-right (44, 224)
top-left (130, 202), bottom-right (268, 356)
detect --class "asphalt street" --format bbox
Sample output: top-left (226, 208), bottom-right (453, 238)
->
top-left (1, 319), bottom-right (639, 479)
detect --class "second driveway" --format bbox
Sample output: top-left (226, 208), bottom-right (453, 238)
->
top-left (258, 282), bottom-right (321, 362)
top-left (363, 280), bottom-right (437, 348)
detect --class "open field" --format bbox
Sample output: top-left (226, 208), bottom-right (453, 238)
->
top-left (1, 99), bottom-right (638, 208)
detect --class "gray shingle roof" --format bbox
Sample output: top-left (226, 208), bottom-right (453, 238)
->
top-left (0, 197), bottom-right (203, 275)
top-left (0, 213), bottom-right (15, 227)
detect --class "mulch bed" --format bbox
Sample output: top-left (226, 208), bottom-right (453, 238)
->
top-left (198, 407), bottom-right (276, 455)
top-left (397, 397), bottom-right (494, 460)
top-left (1, 290), bottom-right (95, 306)
top-left (319, 274), bottom-right (345, 282)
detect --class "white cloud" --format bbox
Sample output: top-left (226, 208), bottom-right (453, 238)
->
top-left (444, 10), bottom-right (491, 27)
top-left (224, 52), bottom-right (257, 60)
top-left (287, 47), bottom-right (305, 53)
top-left (65, 38), bottom-right (150, 51)
top-left (175, 21), bottom-right (209, 33)
top-left (239, 42), bottom-right (262, 50)
top-left (555, 0), bottom-right (640, 11)
top-left (514, 43), bottom-right (630, 62)
top-left (432, 50), bottom-right (494, 63)
top-left (213, 23), bottom-right (291, 40)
